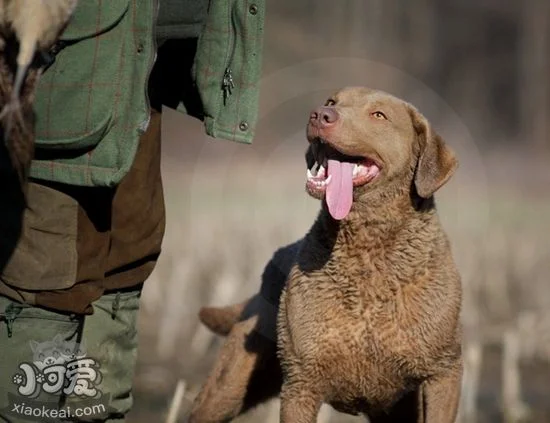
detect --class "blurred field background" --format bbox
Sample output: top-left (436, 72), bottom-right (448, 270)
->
top-left (128, 1), bottom-right (550, 422)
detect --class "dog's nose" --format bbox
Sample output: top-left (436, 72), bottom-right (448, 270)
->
top-left (310, 106), bottom-right (339, 128)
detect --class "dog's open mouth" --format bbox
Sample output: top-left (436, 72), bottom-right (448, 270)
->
top-left (306, 138), bottom-right (381, 220)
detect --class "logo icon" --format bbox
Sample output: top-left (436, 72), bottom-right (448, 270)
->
top-left (12, 334), bottom-right (102, 399)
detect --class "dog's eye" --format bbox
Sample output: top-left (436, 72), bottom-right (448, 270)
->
top-left (371, 111), bottom-right (387, 120)
top-left (325, 99), bottom-right (336, 106)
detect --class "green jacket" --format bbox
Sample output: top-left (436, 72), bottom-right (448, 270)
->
top-left (29, 0), bottom-right (265, 187)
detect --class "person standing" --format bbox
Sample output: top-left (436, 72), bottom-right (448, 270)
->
top-left (0, 1), bottom-right (265, 421)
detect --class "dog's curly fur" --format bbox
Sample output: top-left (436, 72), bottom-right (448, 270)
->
top-left (190, 87), bottom-right (462, 423)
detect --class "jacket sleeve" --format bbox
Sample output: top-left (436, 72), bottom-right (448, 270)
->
top-left (186, 0), bottom-right (266, 144)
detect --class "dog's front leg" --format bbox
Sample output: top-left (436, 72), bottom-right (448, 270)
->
top-left (280, 380), bottom-right (323, 423)
top-left (420, 364), bottom-right (462, 423)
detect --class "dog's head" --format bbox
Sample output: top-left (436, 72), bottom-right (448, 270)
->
top-left (305, 87), bottom-right (458, 220)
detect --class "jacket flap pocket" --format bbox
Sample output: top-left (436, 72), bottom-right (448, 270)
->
top-left (36, 113), bottom-right (112, 150)
top-left (61, 0), bottom-right (130, 41)
top-left (34, 0), bottom-right (130, 150)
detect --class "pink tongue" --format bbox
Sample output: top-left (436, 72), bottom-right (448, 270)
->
top-left (326, 159), bottom-right (354, 220)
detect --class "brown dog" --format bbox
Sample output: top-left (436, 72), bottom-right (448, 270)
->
top-left (190, 87), bottom-right (462, 423)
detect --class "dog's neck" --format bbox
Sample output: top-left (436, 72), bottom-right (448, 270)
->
top-left (297, 179), bottom-right (441, 273)
top-left (327, 180), bottom-right (435, 227)
top-left (307, 184), bottom-right (436, 249)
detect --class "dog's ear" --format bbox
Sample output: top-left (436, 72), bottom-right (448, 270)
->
top-left (409, 107), bottom-right (458, 198)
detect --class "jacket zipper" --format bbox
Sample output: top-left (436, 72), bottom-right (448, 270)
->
top-left (222, 8), bottom-right (237, 105)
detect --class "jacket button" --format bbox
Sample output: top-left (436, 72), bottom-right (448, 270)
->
top-left (239, 121), bottom-right (249, 131)
top-left (249, 4), bottom-right (258, 15)
top-left (137, 43), bottom-right (144, 53)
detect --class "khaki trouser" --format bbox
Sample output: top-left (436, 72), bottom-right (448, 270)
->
top-left (0, 289), bottom-right (141, 423)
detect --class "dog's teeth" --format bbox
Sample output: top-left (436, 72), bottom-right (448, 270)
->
top-left (317, 176), bottom-right (332, 187)
top-left (353, 164), bottom-right (359, 177)
top-left (318, 165), bottom-right (325, 176)
top-left (307, 168), bottom-right (313, 179)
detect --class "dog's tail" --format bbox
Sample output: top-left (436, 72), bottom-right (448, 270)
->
top-left (198, 300), bottom-right (248, 336)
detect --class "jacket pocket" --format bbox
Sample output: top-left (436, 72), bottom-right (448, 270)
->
top-left (34, 0), bottom-right (130, 151)
top-left (0, 183), bottom-right (78, 291)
